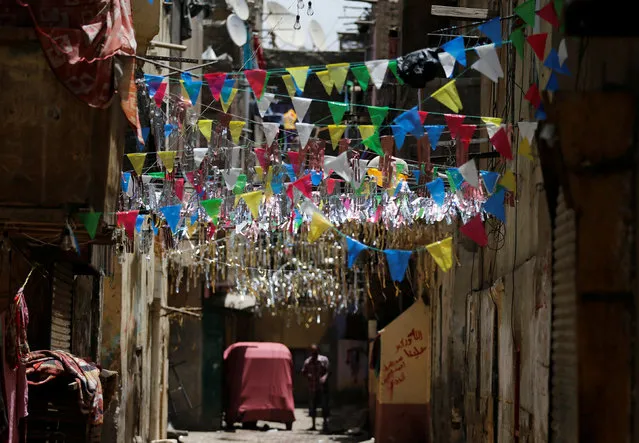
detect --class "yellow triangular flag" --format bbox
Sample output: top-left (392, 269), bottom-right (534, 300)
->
top-left (158, 151), bottom-right (176, 173)
top-left (519, 138), bottom-right (533, 161)
top-left (282, 75), bottom-right (297, 97)
top-left (328, 124), bottom-right (347, 147)
top-left (359, 125), bottom-right (376, 140)
top-left (241, 190), bottom-right (264, 219)
top-left (229, 121), bottom-right (246, 144)
top-left (286, 66), bottom-right (309, 92)
top-left (180, 80), bottom-right (188, 102)
top-left (308, 211), bottom-right (333, 242)
top-left (198, 120), bottom-right (213, 142)
top-left (254, 166), bottom-right (264, 182)
top-left (265, 167), bottom-right (274, 199)
top-left (500, 169), bottom-right (517, 192)
top-left (481, 117), bottom-right (502, 126)
top-left (431, 80), bottom-right (463, 113)
top-left (221, 88), bottom-right (238, 113)
top-left (316, 70), bottom-right (334, 95)
top-left (187, 221), bottom-right (198, 237)
top-left (426, 237), bottom-right (453, 272)
top-left (327, 62), bottom-right (350, 92)
top-left (127, 153), bottom-right (146, 176)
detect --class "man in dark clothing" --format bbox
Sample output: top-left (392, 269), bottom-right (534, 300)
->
top-left (301, 344), bottom-right (330, 432)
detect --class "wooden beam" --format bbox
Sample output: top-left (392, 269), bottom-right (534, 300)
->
top-left (430, 5), bottom-right (496, 20)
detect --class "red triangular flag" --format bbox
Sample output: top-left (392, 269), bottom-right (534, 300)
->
top-left (490, 127), bottom-right (513, 160)
top-left (174, 178), bottom-right (185, 201)
top-left (203, 72), bottom-right (227, 101)
top-left (524, 84), bottom-right (542, 109)
top-left (245, 69), bottom-right (268, 100)
top-left (185, 171), bottom-right (203, 195)
top-left (286, 183), bottom-right (294, 201)
top-left (293, 174), bottom-right (313, 199)
top-left (288, 151), bottom-right (301, 175)
top-left (527, 33), bottom-right (548, 60)
top-left (254, 147), bottom-right (269, 170)
top-left (154, 82), bottom-right (167, 107)
top-left (458, 124), bottom-right (477, 151)
top-left (460, 214), bottom-right (488, 247)
top-left (418, 111), bottom-right (428, 125)
top-left (536, 3), bottom-right (559, 28)
top-left (445, 114), bottom-right (465, 140)
top-left (327, 178), bottom-right (339, 194)
top-left (117, 210), bottom-right (139, 239)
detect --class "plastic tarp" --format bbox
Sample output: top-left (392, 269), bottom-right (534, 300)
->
top-left (223, 342), bottom-right (296, 425)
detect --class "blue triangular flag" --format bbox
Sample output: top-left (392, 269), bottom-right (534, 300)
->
top-left (190, 213), bottom-right (198, 225)
top-left (144, 74), bottom-right (164, 97)
top-left (442, 36), bottom-right (467, 66)
top-left (535, 104), bottom-right (547, 120)
top-left (393, 180), bottom-right (406, 197)
top-left (478, 17), bottom-right (502, 47)
top-left (480, 170), bottom-right (500, 194)
top-left (164, 124), bottom-right (175, 138)
top-left (483, 188), bottom-right (506, 222)
top-left (413, 170), bottom-right (420, 183)
top-left (543, 49), bottom-right (571, 75)
top-left (271, 172), bottom-right (284, 194)
top-left (121, 172), bottom-right (131, 193)
top-left (394, 107), bottom-right (423, 138)
top-left (545, 72), bottom-right (559, 92)
top-left (447, 168), bottom-right (464, 188)
top-left (221, 78), bottom-right (236, 102)
top-left (183, 79), bottom-right (202, 105)
top-left (425, 125), bottom-right (445, 150)
top-left (284, 164), bottom-right (296, 182)
top-left (426, 177), bottom-right (445, 206)
top-left (311, 171), bottom-right (323, 186)
top-left (152, 223), bottom-right (158, 236)
top-left (137, 127), bottom-right (151, 151)
top-left (160, 204), bottom-right (182, 234)
top-left (384, 249), bottom-right (412, 282)
top-left (346, 237), bottom-right (368, 268)
top-left (391, 125), bottom-right (407, 149)
top-left (135, 215), bottom-right (145, 233)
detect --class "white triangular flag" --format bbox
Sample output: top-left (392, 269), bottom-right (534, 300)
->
top-left (292, 97), bottom-right (312, 122)
top-left (222, 168), bottom-right (242, 190)
top-left (437, 52), bottom-right (456, 78)
top-left (485, 123), bottom-right (501, 139)
top-left (558, 39), bottom-right (568, 66)
top-left (193, 148), bottom-right (208, 168)
top-left (142, 174), bottom-right (153, 185)
top-left (365, 59), bottom-right (389, 89)
top-left (262, 122), bottom-right (280, 147)
top-left (324, 151), bottom-right (351, 182)
top-left (257, 92), bottom-right (274, 118)
top-left (458, 159), bottom-right (479, 188)
top-left (296, 122), bottom-right (314, 148)
top-left (471, 44), bottom-right (504, 83)
top-left (518, 121), bottom-right (538, 142)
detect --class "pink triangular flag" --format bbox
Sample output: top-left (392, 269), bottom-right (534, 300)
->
top-left (293, 174), bottom-right (313, 199)
top-left (327, 178), bottom-right (338, 194)
top-left (203, 72), bottom-right (227, 101)
top-left (536, 2), bottom-right (560, 28)
top-left (174, 178), bottom-right (185, 201)
top-left (154, 82), bottom-right (167, 107)
top-left (254, 147), bottom-right (268, 170)
top-left (288, 151), bottom-right (301, 175)
top-left (458, 124), bottom-right (476, 151)
top-left (418, 111), bottom-right (428, 124)
top-left (445, 114), bottom-right (465, 140)
top-left (527, 33), bottom-right (548, 60)
top-left (490, 127), bottom-right (513, 160)
top-left (117, 210), bottom-right (139, 239)
top-left (460, 214), bottom-right (488, 247)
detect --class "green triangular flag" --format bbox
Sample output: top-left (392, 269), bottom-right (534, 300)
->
top-left (362, 133), bottom-right (384, 156)
top-left (368, 106), bottom-right (389, 127)
top-left (78, 212), bottom-right (102, 240)
top-left (328, 101), bottom-right (349, 124)
top-left (375, 195), bottom-right (382, 205)
top-left (351, 65), bottom-right (371, 91)
top-left (514, 0), bottom-right (536, 27)
top-left (233, 174), bottom-right (248, 195)
top-left (387, 60), bottom-right (404, 85)
top-left (510, 28), bottom-right (525, 60)
top-left (148, 172), bottom-right (166, 179)
top-left (201, 198), bottom-right (223, 219)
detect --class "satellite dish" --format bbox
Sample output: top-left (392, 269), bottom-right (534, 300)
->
top-left (308, 20), bottom-right (326, 50)
top-left (266, 2), bottom-right (306, 48)
top-left (231, 0), bottom-right (250, 21)
top-left (226, 13), bottom-right (248, 46)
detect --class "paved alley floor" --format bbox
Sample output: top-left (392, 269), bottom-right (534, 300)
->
top-left (181, 408), bottom-right (371, 443)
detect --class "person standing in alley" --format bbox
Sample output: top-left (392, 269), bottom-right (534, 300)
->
top-left (302, 344), bottom-right (330, 432)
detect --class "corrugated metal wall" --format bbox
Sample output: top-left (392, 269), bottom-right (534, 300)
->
top-left (51, 261), bottom-right (74, 352)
